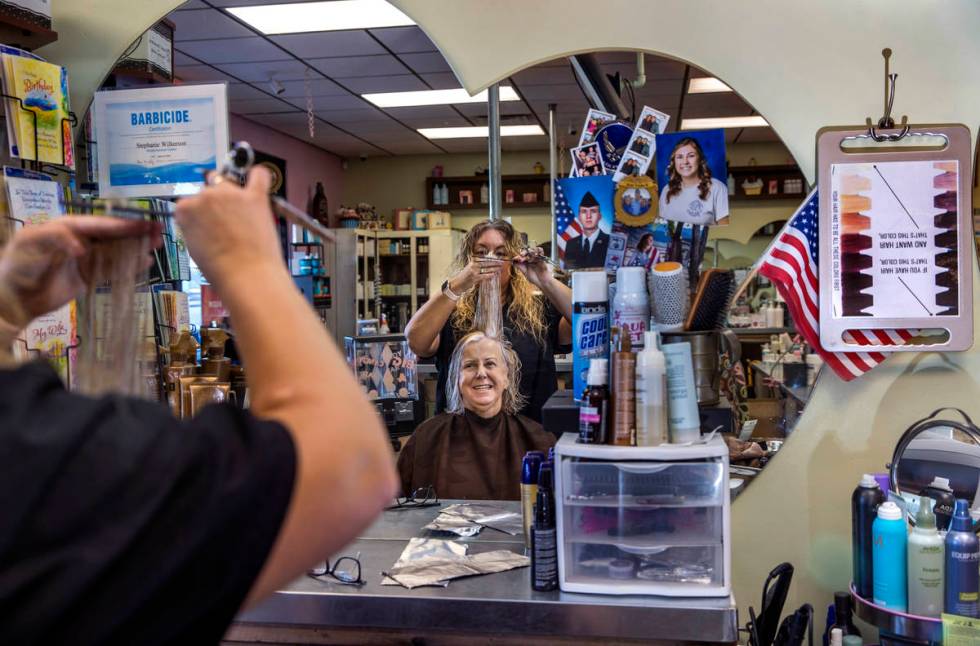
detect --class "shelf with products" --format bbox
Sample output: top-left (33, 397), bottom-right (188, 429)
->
top-left (0, 11), bottom-right (57, 51)
top-left (426, 174), bottom-right (556, 211)
top-left (727, 165), bottom-right (807, 202)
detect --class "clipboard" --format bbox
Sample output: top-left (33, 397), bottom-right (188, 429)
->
top-left (816, 123), bottom-right (973, 352)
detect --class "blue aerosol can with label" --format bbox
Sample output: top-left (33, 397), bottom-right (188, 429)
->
top-left (945, 498), bottom-right (980, 617)
top-left (572, 270), bottom-right (609, 400)
top-left (872, 501), bottom-right (907, 611)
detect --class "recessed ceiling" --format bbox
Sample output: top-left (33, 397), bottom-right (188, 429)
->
top-left (167, 0), bottom-right (785, 157)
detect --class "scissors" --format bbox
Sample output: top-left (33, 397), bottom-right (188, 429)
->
top-left (69, 141), bottom-right (335, 243)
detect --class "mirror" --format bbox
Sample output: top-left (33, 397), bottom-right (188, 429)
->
top-left (93, 3), bottom-right (813, 496)
top-left (890, 410), bottom-right (980, 525)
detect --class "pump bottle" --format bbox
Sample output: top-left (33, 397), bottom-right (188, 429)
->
top-left (907, 499), bottom-right (944, 617)
top-left (635, 330), bottom-right (669, 446)
top-left (872, 501), bottom-right (907, 611)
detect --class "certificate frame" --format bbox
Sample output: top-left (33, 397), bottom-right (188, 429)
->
top-left (92, 82), bottom-right (229, 198)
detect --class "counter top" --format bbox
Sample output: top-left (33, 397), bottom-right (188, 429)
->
top-left (235, 501), bottom-right (738, 643)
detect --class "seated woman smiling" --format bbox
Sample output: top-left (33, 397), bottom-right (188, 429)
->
top-left (397, 331), bottom-right (556, 500)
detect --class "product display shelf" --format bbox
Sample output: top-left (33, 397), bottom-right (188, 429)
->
top-left (0, 12), bottom-right (57, 51)
top-left (850, 585), bottom-right (941, 644)
top-left (727, 164), bottom-right (807, 202)
top-left (425, 174), bottom-right (556, 211)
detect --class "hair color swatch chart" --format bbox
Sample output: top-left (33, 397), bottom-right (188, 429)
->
top-left (829, 160), bottom-right (959, 320)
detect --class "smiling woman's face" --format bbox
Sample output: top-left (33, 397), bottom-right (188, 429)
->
top-left (459, 336), bottom-right (509, 417)
top-left (673, 143), bottom-right (700, 180)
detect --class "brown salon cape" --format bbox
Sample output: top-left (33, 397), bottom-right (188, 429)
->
top-left (397, 409), bottom-right (556, 500)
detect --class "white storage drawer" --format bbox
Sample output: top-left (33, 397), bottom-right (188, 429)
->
top-left (563, 461), bottom-right (725, 508)
top-left (554, 434), bottom-right (731, 597)
top-left (565, 505), bottom-right (722, 548)
top-left (565, 543), bottom-right (724, 594)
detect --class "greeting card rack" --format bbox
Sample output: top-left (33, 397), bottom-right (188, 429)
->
top-left (14, 335), bottom-right (81, 391)
top-left (0, 91), bottom-right (76, 171)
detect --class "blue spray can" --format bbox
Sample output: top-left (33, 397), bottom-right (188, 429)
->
top-left (945, 498), bottom-right (980, 617)
top-left (872, 501), bottom-right (907, 611)
top-left (572, 270), bottom-right (609, 400)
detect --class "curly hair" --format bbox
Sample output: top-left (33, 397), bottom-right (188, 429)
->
top-left (445, 331), bottom-right (526, 416)
top-left (449, 220), bottom-right (546, 342)
top-left (665, 137), bottom-right (712, 203)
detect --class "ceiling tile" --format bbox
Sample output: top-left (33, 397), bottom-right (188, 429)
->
top-left (594, 51), bottom-right (641, 65)
top-left (226, 82), bottom-right (270, 101)
top-left (275, 78), bottom-right (348, 98)
top-left (681, 92), bottom-right (754, 119)
top-left (512, 66), bottom-right (575, 86)
top-left (171, 9), bottom-right (254, 41)
top-left (315, 107), bottom-right (392, 122)
top-left (271, 31), bottom-right (386, 59)
top-left (230, 98), bottom-right (297, 114)
top-left (734, 127), bottom-right (782, 144)
top-left (633, 79), bottom-right (685, 97)
top-left (177, 38), bottom-right (292, 64)
top-left (174, 64), bottom-right (237, 83)
top-left (305, 93), bottom-right (373, 110)
top-left (382, 105), bottom-right (458, 121)
top-left (174, 0), bottom-right (207, 9)
top-left (369, 26), bottom-right (437, 53)
top-left (394, 114), bottom-right (470, 129)
top-left (419, 72), bottom-right (461, 90)
top-left (399, 51), bottom-right (452, 74)
top-left (335, 119), bottom-right (412, 134)
top-left (342, 74), bottom-right (427, 94)
top-left (174, 51), bottom-right (198, 66)
top-left (376, 140), bottom-right (443, 155)
top-left (215, 59), bottom-right (312, 82)
top-left (455, 101), bottom-right (535, 118)
top-left (309, 54), bottom-right (409, 78)
top-left (645, 60), bottom-right (689, 80)
top-left (519, 84), bottom-right (586, 101)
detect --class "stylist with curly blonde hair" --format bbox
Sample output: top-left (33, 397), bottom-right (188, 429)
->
top-left (405, 220), bottom-right (571, 422)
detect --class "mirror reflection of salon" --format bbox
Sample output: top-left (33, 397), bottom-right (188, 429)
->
top-left (148, 8), bottom-right (810, 489)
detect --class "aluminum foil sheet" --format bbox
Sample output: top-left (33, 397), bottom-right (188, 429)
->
top-left (381, 538), bottom-right (468, 586)
top-left (383, 549), bottom-right (530, 589)
top-left (424, 503), bottom-right (523, 537)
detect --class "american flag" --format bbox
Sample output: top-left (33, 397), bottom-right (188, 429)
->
top-left (554, 179), bottom-right (580, 261)
top-left (758, 189), bottom-right (915, 381)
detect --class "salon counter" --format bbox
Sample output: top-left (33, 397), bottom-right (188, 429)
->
top-left (229, 501), bottom-right (738, 645)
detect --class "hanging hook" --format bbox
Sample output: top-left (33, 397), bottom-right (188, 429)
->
top-left (866, 48), bottom-right (909, 142)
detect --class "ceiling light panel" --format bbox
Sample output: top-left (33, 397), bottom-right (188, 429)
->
top-left (681, 116), bottom-right (768, 129)
top-left (418, 125), bottom-right (545, 139)
top-left (688, 77), bottom-right (733, 93)
top-left (227, 0), bottom-right (415, 35)
top-left (363, 86), bottom-right (519, 108)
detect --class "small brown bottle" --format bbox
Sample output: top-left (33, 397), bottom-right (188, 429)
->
top-left (578, 358), bottom-right (609, 444)
top-left (611, 328), bottom-right (636, 446)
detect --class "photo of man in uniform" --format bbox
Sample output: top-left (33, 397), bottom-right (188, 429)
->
top-left (563, 191), bottom-right (610, 268)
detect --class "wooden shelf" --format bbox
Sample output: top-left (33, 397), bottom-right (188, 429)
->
top-left (0, 12), bottom-right (56, 50)
top-left (728, 164), bottom-right (807, 202)
top-left (426, 173), bottom-right (556, 211)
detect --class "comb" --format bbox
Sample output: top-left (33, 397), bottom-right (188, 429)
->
top-left (684, 269), bottom-right (735, 331)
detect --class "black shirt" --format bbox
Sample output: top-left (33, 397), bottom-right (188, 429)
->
top-left (0, 361), bottom-right (296, 645)
top-left (431, 299), bottom-right (569, 422)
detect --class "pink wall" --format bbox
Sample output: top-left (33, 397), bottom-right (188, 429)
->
top-left (230, 114), bottom-right (343, 223)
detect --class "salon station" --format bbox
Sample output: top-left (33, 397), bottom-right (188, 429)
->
top-left (11, 1), bottom-right (980, 644)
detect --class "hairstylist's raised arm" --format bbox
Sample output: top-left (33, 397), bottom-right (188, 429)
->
top-left (404, 257), bottom-right (491, 357)
top-left (175, 169), bottom-right (398, 606)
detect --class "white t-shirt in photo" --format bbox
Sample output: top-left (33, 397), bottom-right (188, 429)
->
top-left (658, 177), bottom-right (730, 226)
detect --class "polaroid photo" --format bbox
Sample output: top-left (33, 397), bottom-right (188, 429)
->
top-left (636, 105), bottom-right (671, 136)
top-left (578, 108), bottom-right (616, 146)
top-left (613, 151), bottom-right (649, 183)
top-left (571, 142), bottom-right (606, 177)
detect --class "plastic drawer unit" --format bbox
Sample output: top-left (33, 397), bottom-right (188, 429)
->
top-left (554, 433), bottom-right (730, 596)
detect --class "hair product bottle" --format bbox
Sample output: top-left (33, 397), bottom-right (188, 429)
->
top-left (531, 464), bottom-right (558, 591)
top-left (825, 591), bottom-right (861, 644)
top-left (578, 358), bottom-right (609, 444)
top-left (872, 501), bottom-right (907, 611)
top-left (919, 476), bottom-right (956, 532)
top-left (851, 473), bottom-right (885, 599)
top-left (635, 330), bottom-right (668, 446)
top-left (612, 266), bottom-right (649, 349)
top-left (571, 270), bottom-right (609, 400)
top-left (945, 499), bottom-right (980, 617)
top-left (908, 499), bottom-right (944, 617)
top-left (609, 328), bottom-right (636, 446)
top-left (520, 451), bottom-right (545, 547)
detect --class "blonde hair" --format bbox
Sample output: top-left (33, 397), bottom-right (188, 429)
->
top-left (445, 331), bottom-right (525, 416)
top-left (449, 220), bottom-right (546, 342)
